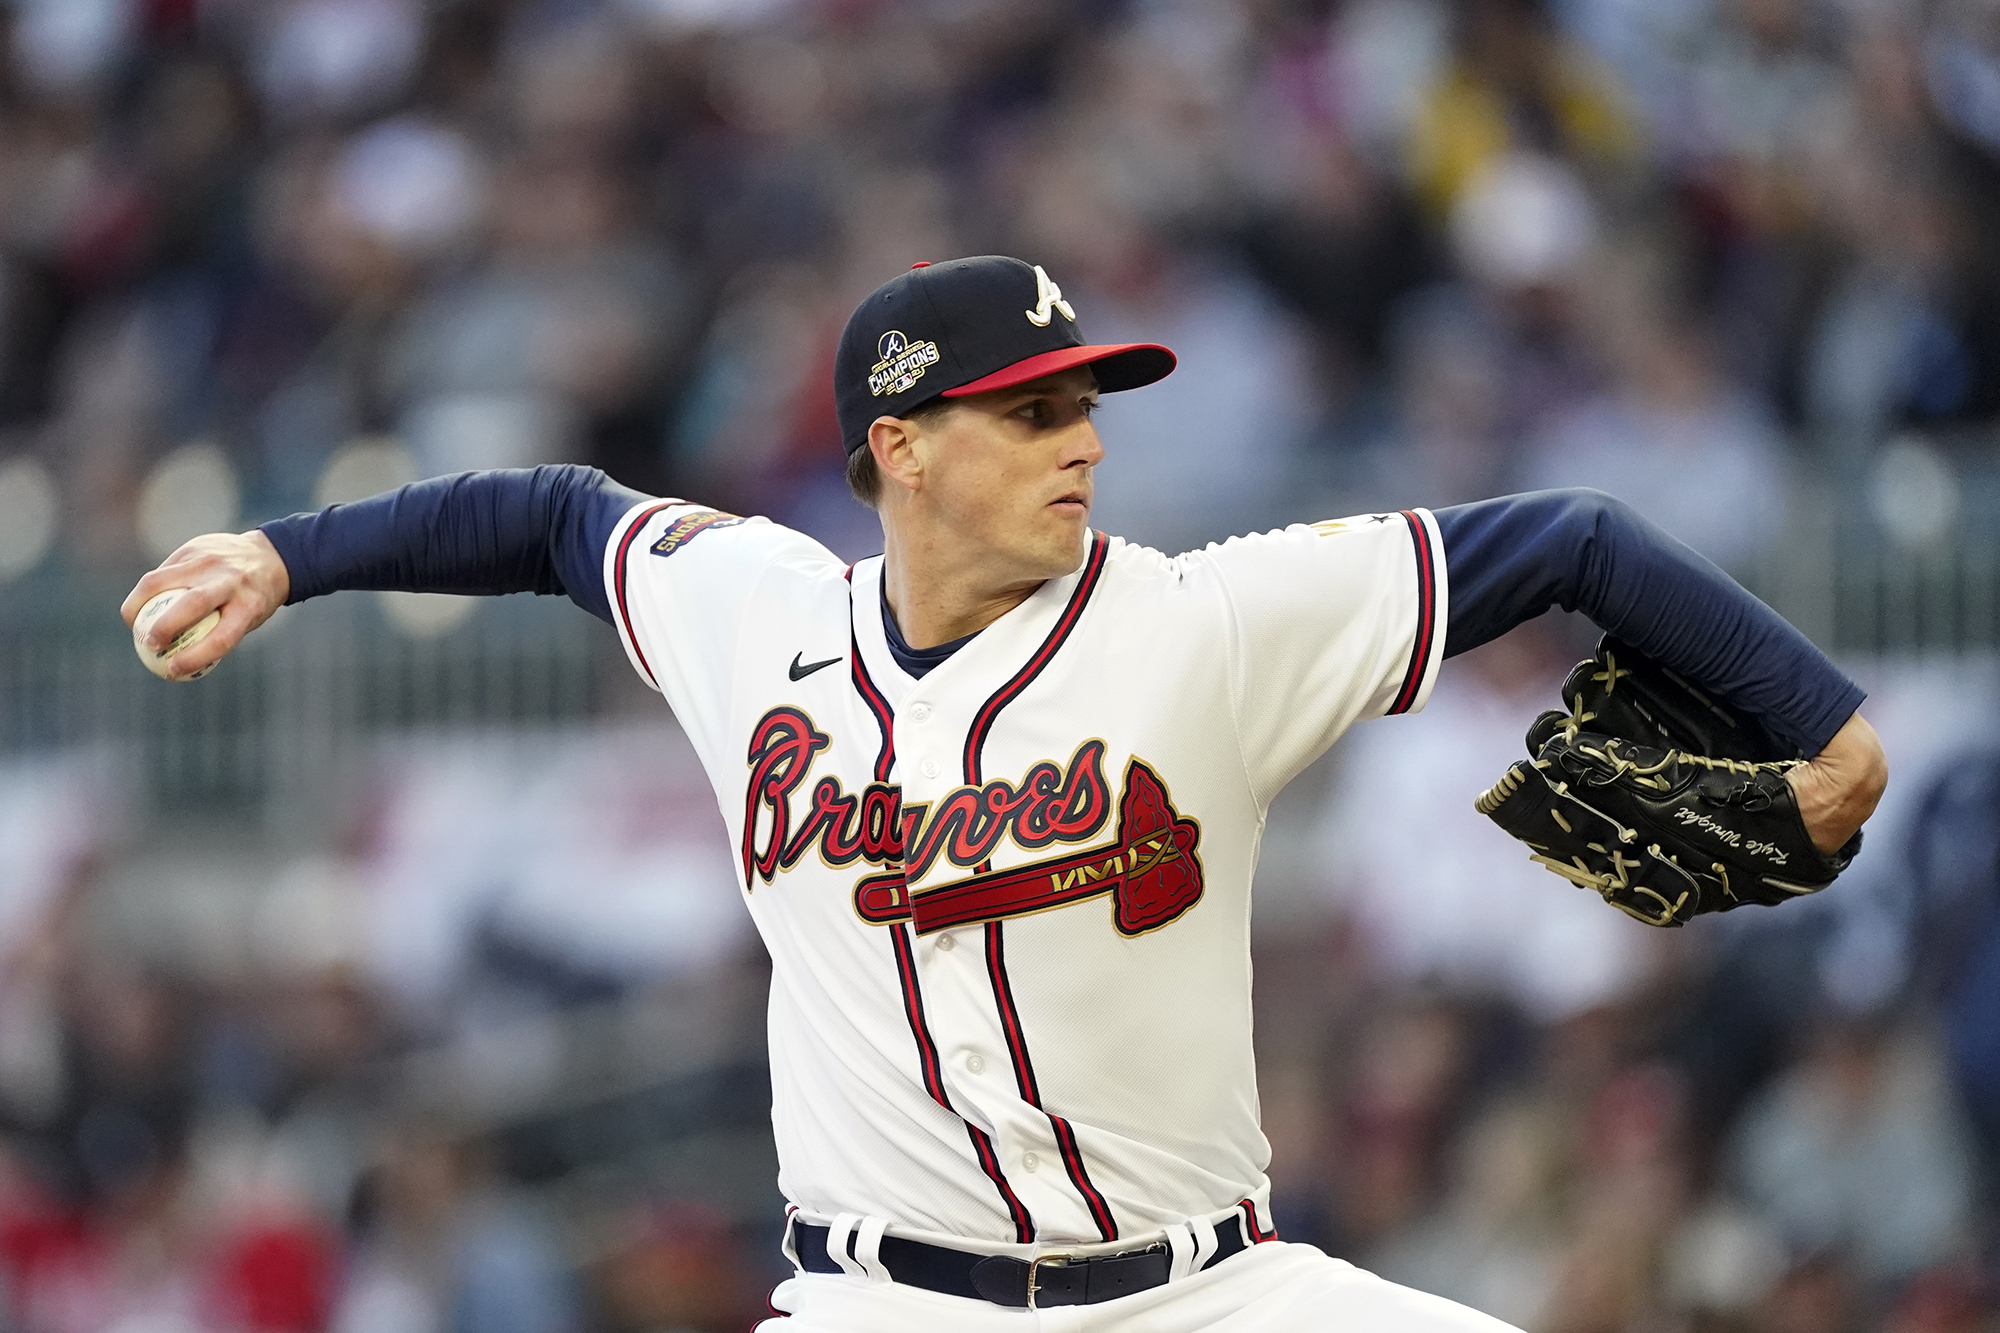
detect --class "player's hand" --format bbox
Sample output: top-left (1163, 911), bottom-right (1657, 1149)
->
top-left (120, 530), bottom-right (292, 679)
top-left (1787, 710), bottom-right (1888, 854)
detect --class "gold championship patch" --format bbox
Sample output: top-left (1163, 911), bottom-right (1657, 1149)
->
top-left (868, 330), bottom-right (941, 398)
top-left (651, 509), bottom-right (745, 557)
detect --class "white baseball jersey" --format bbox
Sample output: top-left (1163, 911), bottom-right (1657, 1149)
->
top-left (602, 503), bottom-right (1448, 1249)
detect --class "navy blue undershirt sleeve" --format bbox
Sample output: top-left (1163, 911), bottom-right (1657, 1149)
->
top-left (258, 465), bottom-right (653, 625)
top-left (1434, 488), bottom-right (1864, 755)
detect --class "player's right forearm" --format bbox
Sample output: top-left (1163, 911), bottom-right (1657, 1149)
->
top-left (258, 465), bottom-right (653, 625)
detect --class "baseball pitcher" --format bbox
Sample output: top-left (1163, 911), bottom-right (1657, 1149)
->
top-left (123, 257), bottom-right (1886, 1330)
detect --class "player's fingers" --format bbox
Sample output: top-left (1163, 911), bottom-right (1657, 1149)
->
top-left (123, 550), bottom-right (229, 626)
top-left (121, 533), bottom-right (244, 624)
top-left (158, 595), bottom-right (254, 679)
top-left (132, 572), bottom-right (233, 653)
top-left (120, 566), bottom-right (178, 626)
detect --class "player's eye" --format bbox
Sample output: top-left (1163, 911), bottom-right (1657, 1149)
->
top-left (1015, 397), bottom-right (1097, 424)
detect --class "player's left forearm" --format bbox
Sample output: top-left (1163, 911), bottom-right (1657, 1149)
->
top-left (1787, 710), bottom-right (1889, 853)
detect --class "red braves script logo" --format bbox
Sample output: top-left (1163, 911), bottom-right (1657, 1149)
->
top-left (742, 707), bottom-right (1108, 881)
top-left (651, 510), bottom-right (745, 558)
top-left (740, 707), bottom-right (1203, 938)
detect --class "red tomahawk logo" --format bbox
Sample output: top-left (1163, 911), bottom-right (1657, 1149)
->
top-left (890, 758), bottom-right (1204, 938)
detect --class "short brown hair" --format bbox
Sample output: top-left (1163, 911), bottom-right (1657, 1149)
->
top-left (845, 397), bottom-right (956, 508)
top-left (845, 446), bottom-right (882, 508)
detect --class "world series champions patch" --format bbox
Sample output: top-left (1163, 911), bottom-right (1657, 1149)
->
top-left (868, 330), bottom-right (941, 398)
top-left (651, 509), bottom-right (746, 558)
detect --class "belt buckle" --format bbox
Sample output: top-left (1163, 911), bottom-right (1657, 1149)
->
top-left (1026, 1252), bottom-right (1073, 1311)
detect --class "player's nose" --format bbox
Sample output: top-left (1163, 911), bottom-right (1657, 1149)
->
top-left (1062, 419), bottom-right (1105, 469)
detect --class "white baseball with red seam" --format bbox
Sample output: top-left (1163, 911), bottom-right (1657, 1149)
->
top-left (133, 588), bottom-right (219, 680)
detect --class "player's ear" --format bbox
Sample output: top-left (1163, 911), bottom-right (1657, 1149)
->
top-left (868, 416), bottom-right (923, 495)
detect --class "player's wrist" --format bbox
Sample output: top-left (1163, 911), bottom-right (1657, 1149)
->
top-left (1788, 712), bottom-right (1887, 854)
top-left (244, 527), bottom-right (291, 611)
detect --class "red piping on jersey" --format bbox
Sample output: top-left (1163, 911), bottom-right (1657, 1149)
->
top-left (850, 633), bottom-right (897, 785)
top-left (1387, 511), bottom-right (1439, 715)
top-left (889, 922), bottom-right (1035, 1242)
top-left (856, 574), bottom-right (1035, 1243)
top-left (985, 921), bottom-right (1119, 1242)
top-left (888, 927), bottom-right (950, 1117)
top-left (1240, 1197), bottom-right (1277, 1242)
top-left (983, 924), bottom-right (1041, 1104)
top-left (849, 634), bottom-right (911, 912)
top-left (962, 531), bottom-right (1109, 783)
top-left (952, 534), bottom-right (1119, 1242)
top-left (612, 501), bottom-right (679, 689)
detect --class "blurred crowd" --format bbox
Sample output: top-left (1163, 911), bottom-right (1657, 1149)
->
top-left (2, 0), bottom-right (1998, 576)
top-left (1, 0), bottom-right (2000, 1330)
top-left (0, 727), bottom-right (781, 1333)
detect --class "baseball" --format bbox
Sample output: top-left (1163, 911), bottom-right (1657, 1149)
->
top-left (133, 588), bottom-right (220, 680)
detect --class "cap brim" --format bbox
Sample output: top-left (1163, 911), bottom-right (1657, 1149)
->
top-left (941, 343), bottom-right (1176, 398)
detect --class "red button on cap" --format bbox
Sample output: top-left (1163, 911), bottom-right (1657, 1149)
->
top-left (910, 261), bottom-right (931, 268)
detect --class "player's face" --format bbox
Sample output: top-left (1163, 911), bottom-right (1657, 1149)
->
top-left (909, 367), bottom-right (1104, 581)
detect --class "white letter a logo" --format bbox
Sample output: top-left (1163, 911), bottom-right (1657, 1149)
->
top-left (1025, 265), bottom-right (1077, 327)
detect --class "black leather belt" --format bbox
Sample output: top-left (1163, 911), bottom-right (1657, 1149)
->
top-left (791, 1211), bottom-right (1251, 1309)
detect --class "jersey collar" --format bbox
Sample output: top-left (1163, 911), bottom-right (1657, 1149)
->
top-left (848, 539), bottom-right (1104, 718)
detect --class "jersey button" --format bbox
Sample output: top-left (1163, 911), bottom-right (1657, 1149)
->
top-left (965, 1053), bottom-right (985, 1074)
top-left (1022, 1153), bottom-right (1041, 1172)
top-left (936, 933), bottom-right (956, 952)
top-left (910, 703), bottom-right (931, 721)
top-left (920, 759), bottom-right (941, 778)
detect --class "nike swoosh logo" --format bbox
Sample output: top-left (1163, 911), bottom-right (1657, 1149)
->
top-left (789, 652), bottom-right (844, 682)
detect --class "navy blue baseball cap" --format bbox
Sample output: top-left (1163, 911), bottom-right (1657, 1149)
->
top-left (835, 256), bottom-right (1176, 455)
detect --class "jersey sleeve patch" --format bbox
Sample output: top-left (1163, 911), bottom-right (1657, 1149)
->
top-left (651, 509), bottom-right (746, 557)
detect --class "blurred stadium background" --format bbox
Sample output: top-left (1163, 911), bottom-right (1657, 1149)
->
top-left (0, 0), bottom-right (1997, 1330)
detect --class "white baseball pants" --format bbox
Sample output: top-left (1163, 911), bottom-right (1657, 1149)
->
top-left (755, 1238), bottom-right (1525, 1331)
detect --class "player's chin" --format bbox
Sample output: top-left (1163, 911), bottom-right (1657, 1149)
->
top-left (1037, 514), bottom-right (1094, 574)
